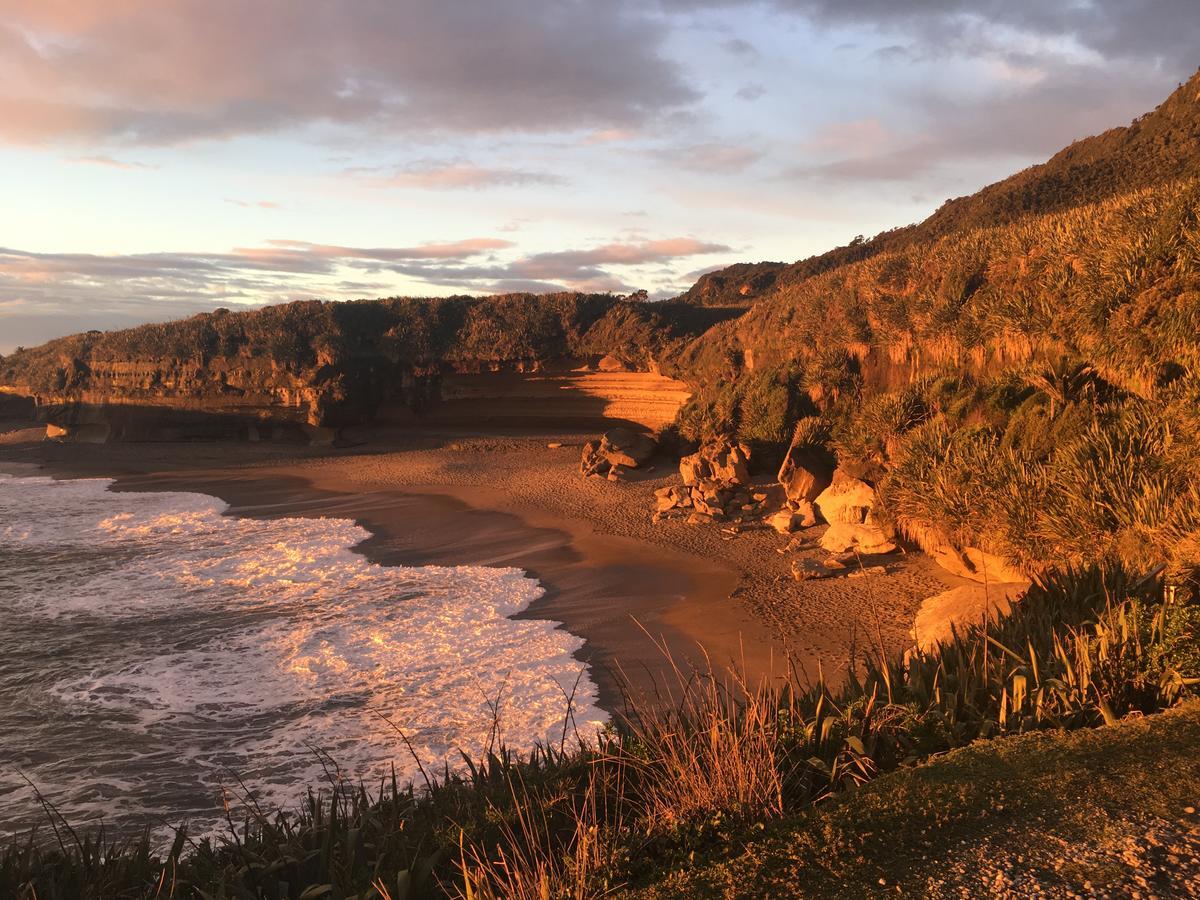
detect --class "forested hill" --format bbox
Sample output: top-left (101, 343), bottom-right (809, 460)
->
top-left (678, 68), bottom-right (1200, 308)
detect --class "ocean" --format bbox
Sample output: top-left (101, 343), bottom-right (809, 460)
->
top-left (0, 473), bottom-right (605, 841)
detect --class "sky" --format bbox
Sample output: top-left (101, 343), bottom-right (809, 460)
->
top-left (0, 1), bottom-right (1196, 353)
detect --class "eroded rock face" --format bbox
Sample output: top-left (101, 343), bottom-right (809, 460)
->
top-left (813, 468), bottom-right (877, 525)
top-left (581, 427), bottom-right (657, 477)
top-left (0, 293), bottom-right (725, 443)
top-left (819, 522), bottom-right (897, 555)
top-left (777, 439), bottom-right (834, 504)
top-left (932, 545), bottom-right (1028, 584)
top-left (679, 440), bottom-right (751, 487)
top-left (912, 582), bottom-right (1030, 651)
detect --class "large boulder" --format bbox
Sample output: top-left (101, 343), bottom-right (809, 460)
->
top-left (912, 582), bottom-right (1030, 651)
top-left (679, 440), bottom-right (752, 487)
top-left (813, 468), bottom-right (877, 525)
top-left (932, 544), bottom-right (1028, 585)
top-left (819, 521), bottom-right (897, 555)
top-left (767, 501), bottom-right (818, 534)
top-left (600, 426), bottom-right (656, 468)
top-left (581, 427), bottom-right (657, 476)
top-left (777, 440), bottom-right (834, 504)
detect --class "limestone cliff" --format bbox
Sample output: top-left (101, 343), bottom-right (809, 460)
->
top-left (0, 293), bottom-right (733, 441)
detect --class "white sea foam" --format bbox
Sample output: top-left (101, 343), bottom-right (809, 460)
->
top-left (0, 474), bottom-right (606, 840)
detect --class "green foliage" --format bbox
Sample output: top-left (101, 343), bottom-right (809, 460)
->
top-left (675, 366), bottom-right (806, 446)
top-left (0, 294), bottom-right (739, 402)
top-left (671, 174), bottom-right (1200, 580)
top-left (787, 415), bottom-right (830, 451)
top-left (5, 566), bottom-right (1194, 898)
top-left (878, 399), bottom-right (1200, 577)
top-left (831, 385), bottom-right (929, 467)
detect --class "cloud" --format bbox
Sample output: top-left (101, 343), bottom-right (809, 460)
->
top-left (783, 61), bottom-right (1178, 182)
top-left (0, 0), bottom-right (699, 146)
top-left (722, 38), bottom-right (759, 58)
top-left (225, 199), bottom-right (281, 209)
top-left (261, 238), bottom-right (515, 263)
top-left (671, 0), bottom-right (1200, 72)
top-left (871, 44), bottom-right (910, 62)
top-left (802, 118), bottom-right (894, 156)
top-left (584, 128), bottom-right (638, 144)
top-left (654, 142), bottom-right (762, 173)
top-left (352, 236), bottom-right (734, 291)
top-left (353, 160), bottom-right (565, 190)
top-left (513, 238), bottom-right (730, 276)
top-left (735, 83), bottom-right (766, 101)
top-left (66, 154), bottom-right (156, 170)
top-left (0, 239), bottom-right (513, 313)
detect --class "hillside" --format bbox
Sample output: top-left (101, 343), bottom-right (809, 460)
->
top-left (670, 176), bottom-right (1200, 582)
top-left (0, 293), bottom-right (736, 439)
top-left (680, 68), bottom-right (1200, 308)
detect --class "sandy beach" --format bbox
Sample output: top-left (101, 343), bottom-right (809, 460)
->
top-left (0, 422), bottom-right (964, 712)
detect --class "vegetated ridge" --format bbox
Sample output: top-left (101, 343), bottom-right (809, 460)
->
top-left (677, 68), bottom-right (1200, 307)
top-left (0, 294), bottom-right (735, 438)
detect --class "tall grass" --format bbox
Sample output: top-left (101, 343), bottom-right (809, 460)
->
top-left (877, 396), bottom-right (1200, 579)
top-left (4, 566), bottom-right (1195, 899)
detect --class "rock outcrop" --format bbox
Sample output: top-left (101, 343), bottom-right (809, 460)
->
top-left (777, 435), bottom-right (834, 504)
top-left (679, 440), bottom-right (752, 487)
top-left (912, 582), bottom-right (1031, 651)
top-left (813, 468), bottom-right (897, 555)
top-left (654, 439), bottom-right (761, 522)
top-left (581, 427), bottom-right (657, 478)
top-left (426, 369), bottom-right (692, 432)
top-left (0, 293), bottom-right (736, 443)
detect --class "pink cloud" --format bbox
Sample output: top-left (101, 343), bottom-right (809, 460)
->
top-left (802, 118), bottom-right (897, 156)
top-left (261, 238), bottom-right (513, 261)
top-left (226, 199), bottom-right (282, 209)
top-left (67, 154), bottom-right (157, 170)
top-left (0, 0), bottom-right (696, 145)
top-left (357, 161), bottom-right (564, 190)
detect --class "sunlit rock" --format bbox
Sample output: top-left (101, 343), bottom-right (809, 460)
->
top-left (912, 582), bottom-right (1030, 651)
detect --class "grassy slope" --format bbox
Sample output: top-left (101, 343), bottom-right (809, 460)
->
top-left (679, 69), bottom-right (1200, 309)
top-left (633, 702), bottom-right (1200, 898)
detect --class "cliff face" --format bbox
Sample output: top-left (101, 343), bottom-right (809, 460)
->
top-left (0, 293), bottom-right (733, 441)
top-left (671, 174), bottom-right (1200, 436)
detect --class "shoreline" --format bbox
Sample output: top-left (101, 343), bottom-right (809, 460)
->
top-left (113, 467), bottom-right (750, 712)
top-left (0, 426), bottom-right (962, 714)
